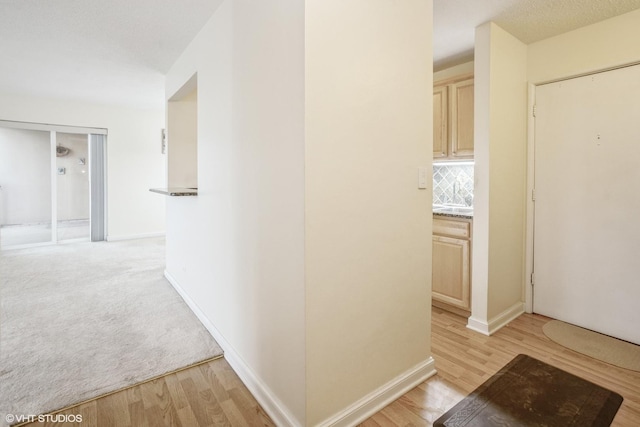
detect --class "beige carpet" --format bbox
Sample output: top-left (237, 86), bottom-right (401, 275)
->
top-left (543, 320), bottom-right (640, 372)
top-left (0, 238), bottom-right (223, 426)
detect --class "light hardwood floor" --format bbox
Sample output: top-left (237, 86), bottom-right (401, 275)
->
top-left (21, 357), bottom-right (275, 427)
top-left (363, 307), bottom-right (640, 426)
top-left (23, 308), bottom-right (640, 426)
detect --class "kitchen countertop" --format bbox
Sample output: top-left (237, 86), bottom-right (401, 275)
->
top-left (433, 206), bottom-right (473, 219)
top-left (149, 187), bottom-right (198, 196)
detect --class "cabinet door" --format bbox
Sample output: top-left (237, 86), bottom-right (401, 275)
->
top-left (432, 235), bottom-right (470, 310)
top-left (433, 85), bottom-right (448, 158)
top-left (450, 78), bottom-right (474, 158)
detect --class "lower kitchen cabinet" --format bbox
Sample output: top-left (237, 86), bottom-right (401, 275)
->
top-left (432, 216), bottom-right (471, 312)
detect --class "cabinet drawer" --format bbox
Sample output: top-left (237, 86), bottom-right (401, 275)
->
top-left (433, 218), bottom-right (470, 239)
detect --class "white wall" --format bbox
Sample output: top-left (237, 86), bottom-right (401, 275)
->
top-left (165, 0), bottom-right (306, 424)
top-left (305, 0), bottom-right (433, 424)
top-left (167, 88), bottom-right (197, 188)
top-left (470, 22), bottom-right (528, 334)
top-left (528, 8), bottom-right (640, 84)
top-left (165, 0), bottom-right (433, 425)
top-left (0, 93), bottom-right (165, 239)
top-left (0, 128), bottom-right (51, 224)
top-left (56, 132), bottom-right (89, 221)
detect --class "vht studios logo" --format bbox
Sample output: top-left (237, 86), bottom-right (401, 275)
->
top-left (5, 414), bottom-right (83, 424)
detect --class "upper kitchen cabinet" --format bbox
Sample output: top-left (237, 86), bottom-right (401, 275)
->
top-left (433, 76), bottom-right (474, 160)
top-left (433, 85), bottom-right (448, 158)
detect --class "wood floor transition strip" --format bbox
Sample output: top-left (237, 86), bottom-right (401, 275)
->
top-left (13, 355), bottom-right (224, 427)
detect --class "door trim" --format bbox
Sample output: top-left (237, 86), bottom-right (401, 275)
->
top-left (0, 119), bottom-right (107, 135)
top-left (524, 83), bottom-right (536, 313)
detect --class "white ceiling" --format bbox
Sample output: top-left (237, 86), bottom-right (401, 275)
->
top-left (0, 0), bottom-right (222, 110)
top-left (1, 1), bottom-right (639, 110)
top-left (434, 0), bottom-right (640, 70)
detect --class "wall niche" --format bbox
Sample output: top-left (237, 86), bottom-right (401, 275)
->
top-left (167, 73), bottom-right (198, 189)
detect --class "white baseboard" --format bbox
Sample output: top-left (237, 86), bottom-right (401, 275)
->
top-left (466, 316), bottom-right (491, 335)
top-left (467, 302), bottom-right (525, 336)
top-left (317, 357), bottom-right (437, 427)
top-left (163, 270), bottom-right (302, 427)
top-left (165, 270), bottom-right (438, 427)
top-left (106, 232), bottom-right (165, 241)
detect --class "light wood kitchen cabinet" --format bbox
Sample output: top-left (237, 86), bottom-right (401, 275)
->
top-left (433, 76), bottom-right (474, 160)
top-left (433, 85), bottom-right (448, 158)
top-left (432, 217), bottom-right (471, 312)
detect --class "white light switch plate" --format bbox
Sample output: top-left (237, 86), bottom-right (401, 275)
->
top-left (418, 167), bottom-right (427, 189)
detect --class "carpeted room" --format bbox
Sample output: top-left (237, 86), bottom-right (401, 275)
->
top-left (4, 239), bottom-right (638, 427)
top-left (0, 238), bottom-right (223, 425)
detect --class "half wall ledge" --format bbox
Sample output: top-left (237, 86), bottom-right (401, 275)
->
top-left (149, 187), bottom-right (198, 196)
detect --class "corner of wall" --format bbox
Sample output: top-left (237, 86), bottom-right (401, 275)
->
top-left (164, 270), bottom-right (303, 427)
top-left (315, 359), bottom-right (437, 427)
top-left (469, 22), bottom-right (492, 327)
top-left (472, 20), bottom-right (528, 326)
top-left (468, 302), bottom-right (525, 336)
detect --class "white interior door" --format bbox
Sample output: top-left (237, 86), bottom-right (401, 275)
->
top-left (533, 64), bottom-right (640, 345)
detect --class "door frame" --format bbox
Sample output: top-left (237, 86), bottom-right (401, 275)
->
top-left (524, 61), bottom-right (640, 315)
top-left (524, 83), bottom-right (536, 314)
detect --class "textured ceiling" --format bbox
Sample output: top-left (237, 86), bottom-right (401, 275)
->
top-left (0, 0), bottom-right (222, 109)
top-left (1, 1), bottom-right (639, 109)
top-left (434, 0), bottom-right (640, 70)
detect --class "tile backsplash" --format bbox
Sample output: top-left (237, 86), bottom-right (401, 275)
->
top-left (433, 162), bottom-right (474, 207)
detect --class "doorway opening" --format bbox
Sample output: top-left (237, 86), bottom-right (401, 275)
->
top-left (0, 121), bottom-right (107, 249)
